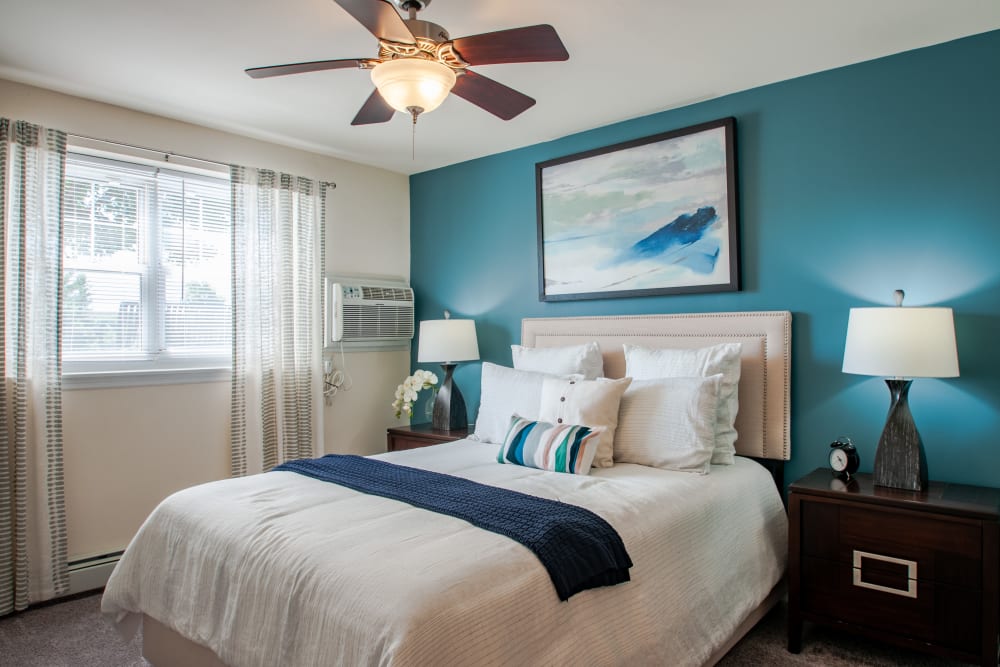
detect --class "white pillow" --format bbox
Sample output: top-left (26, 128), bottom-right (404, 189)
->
top-left (511, 341), bottom-right (604, 380)
top-left (473, 363), bottom-right (582, 445)
top-left (623, 343), bottom-right (741, 465)
top-left (538, 376), bottom-right (632, 469)
top-left (614, 376), bottom-right (722, 474)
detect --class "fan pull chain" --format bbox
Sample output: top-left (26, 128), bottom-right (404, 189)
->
top-left (408, 106), bottom-right (421, 160)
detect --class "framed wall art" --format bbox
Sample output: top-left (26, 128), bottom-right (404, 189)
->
top-left (535, 117), bottom-right (740, 302)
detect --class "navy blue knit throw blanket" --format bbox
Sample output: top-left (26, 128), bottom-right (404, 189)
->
top-left (274, 454), bottom-right (632, 601)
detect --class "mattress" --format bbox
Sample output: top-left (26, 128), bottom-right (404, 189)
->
top-left (102, 440), bottom-right (787, 667)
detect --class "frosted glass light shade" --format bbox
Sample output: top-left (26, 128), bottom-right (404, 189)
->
top-left (370, 59), bottom-right (456, 114)
top-left (417, 319), bottom-right (479, 364)
top-left (842, 307), bottom-right (959, 378)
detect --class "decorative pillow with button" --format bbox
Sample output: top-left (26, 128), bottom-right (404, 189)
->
top-left (497, 414), bottom-right (604, 475)
top-left (538, 376), bottom-right (632, 469)
top-left (472, 363), bottom-right (584, 445)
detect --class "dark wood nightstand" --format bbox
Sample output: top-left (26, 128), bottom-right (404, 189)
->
top-left (386, 423), bottom-right (471, 452)
top-left (788, 468), bottom-right (1000, 666)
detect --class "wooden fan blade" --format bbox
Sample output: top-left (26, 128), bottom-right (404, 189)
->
top-left (245, 59), bottom-right (364, 79)
top-left (451, 70), bottom-right (535, 120)
top-left (334, 0), bottom-right (414, 44)
top-left (351, 89), bottom-right (396, 125)
top-left (452, 25), bottom-right (568, 66)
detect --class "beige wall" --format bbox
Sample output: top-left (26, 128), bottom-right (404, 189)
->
top-left (1, 78), bottom-right (412, 559)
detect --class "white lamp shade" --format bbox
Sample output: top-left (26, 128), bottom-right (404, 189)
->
top-left (370, 59), bottom-right (456, 114)
top-left (843, 307), bottom-right (959, 378)
top-left (417, 319), bottom-right (479, 364)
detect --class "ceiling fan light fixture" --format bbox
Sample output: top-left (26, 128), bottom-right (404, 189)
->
top-left (370, 58), bottom-right (456, 116)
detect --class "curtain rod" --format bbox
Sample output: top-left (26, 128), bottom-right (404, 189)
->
top-left (67, 132), bottom-right (337, 189)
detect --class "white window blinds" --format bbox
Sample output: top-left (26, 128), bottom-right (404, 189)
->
top-left (62, 153), bottom-right (232, 372)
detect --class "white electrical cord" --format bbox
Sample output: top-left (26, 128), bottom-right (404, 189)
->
top-left (323, 341), bottom-right (353, 404)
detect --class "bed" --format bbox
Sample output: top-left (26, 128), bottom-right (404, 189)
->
top-left (103, 310), bottom-right (792, 667)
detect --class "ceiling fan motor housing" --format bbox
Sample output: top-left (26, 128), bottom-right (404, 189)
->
top-left (403, 19), bottom-right (449, 43)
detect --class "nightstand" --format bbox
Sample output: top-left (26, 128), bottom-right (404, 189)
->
top-left (386, 423), bottom-right (471, 452)
top-left (788, 468), bottom-right (1000, 666)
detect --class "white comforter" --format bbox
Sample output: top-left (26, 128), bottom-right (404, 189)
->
top-left (102, 441), bottom-right (787, 667)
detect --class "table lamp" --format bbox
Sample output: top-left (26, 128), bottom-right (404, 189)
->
top-left (417, 312), bottom-right (479, 431)
top-left (842, 290), bottom-right (959, 491)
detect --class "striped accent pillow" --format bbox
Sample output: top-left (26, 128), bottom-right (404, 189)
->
top-left (497, 415), bottom-right (604, 475)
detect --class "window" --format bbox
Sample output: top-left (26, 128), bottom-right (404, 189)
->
top-left (62, 152), bottom-right (232, 380)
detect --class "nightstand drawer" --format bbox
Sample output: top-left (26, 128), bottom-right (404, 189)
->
top-left (386, 424), bottom-right (470, 452)
top-left (801, 500), bottom-right (982, 588)
top-left (390, 435), bottom-right (440, 451)
top-left (802, 557), bottom-right (981, 654)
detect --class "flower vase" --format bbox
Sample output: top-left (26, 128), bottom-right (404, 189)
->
top-left (423, 388), bottom-right (437, 422)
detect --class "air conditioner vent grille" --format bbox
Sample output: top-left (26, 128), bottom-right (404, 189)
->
top-left (360, 286), bottom-right (413, 302)
top-left (341, 304), bottom-right (414, 339)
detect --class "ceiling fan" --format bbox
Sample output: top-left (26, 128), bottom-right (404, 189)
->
top-left (245, 0), bottom-right (569, 125)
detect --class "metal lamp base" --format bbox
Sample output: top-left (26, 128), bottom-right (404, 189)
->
top-left (432, 363), bottom-right (468, 431)
top-left (872, 379), bottom-right (928, 492)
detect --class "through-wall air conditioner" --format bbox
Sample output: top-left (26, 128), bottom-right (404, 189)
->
top-left (325, 276), bottom-right (414, 350)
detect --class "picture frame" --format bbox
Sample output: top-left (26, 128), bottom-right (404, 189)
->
top-left (535, 117), bottom-right (740, 302)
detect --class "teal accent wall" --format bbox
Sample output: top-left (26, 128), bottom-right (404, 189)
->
top-left (410, 30), bottom-right (1000, 489)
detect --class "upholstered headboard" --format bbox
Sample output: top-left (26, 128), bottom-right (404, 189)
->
top-left (521, 311), bottom-right (792, 462)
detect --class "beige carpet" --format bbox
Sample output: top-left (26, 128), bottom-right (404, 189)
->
top-left (0, 591), bottom-right (969, 666)
top-left (0, 592), bottom-right (145, 667)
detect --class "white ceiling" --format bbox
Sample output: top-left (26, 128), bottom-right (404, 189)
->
top-left (1, 1), bottom-right (998, 175)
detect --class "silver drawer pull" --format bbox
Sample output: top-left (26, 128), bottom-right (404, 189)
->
top-left (852, 549), bottom-right (918, 598)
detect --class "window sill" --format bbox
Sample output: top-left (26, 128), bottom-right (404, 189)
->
top-left (62, 367), bottom-right (229, 390)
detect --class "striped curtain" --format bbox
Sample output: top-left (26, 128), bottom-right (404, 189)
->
top-left (230, 167), bottom-right (326, 475)
top-left (0, 119), bottom-right (69, 614)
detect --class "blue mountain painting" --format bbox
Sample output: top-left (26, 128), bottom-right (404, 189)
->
top-left (603, 206), bottom-right (721, 275)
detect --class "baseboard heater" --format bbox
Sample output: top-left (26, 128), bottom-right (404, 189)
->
top-left (68, 551), bottom-right (123, 594)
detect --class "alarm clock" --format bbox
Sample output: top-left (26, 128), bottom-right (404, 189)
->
top-left (829, 437), bottom-right (860, 478)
